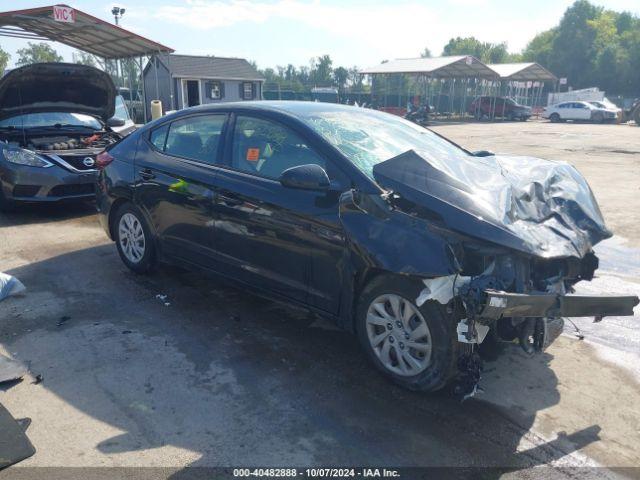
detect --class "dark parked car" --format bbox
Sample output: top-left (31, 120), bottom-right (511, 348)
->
top-left (0, 63), bottom-right (128, 210)
top-left (96, 102), bottom-right (638, 394)
top-left (468, 96), bottom-right (531, 121)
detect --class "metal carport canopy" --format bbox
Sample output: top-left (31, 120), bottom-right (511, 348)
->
top-left (0, 5), bottom-right (173, 59)
top-left (359, 56), bottom-right (497, 79)
top-left (487, 63), bottom-right (557, 82)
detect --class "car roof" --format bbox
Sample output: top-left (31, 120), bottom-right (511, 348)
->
top-left (178, 100), bottom-right (360, 117)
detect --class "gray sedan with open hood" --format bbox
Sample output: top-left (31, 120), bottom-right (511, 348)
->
top-left (0, 62), bottom-right (127, 209)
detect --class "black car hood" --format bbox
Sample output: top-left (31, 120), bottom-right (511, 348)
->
top-left (0, 63), bottom-right (116, 121)
top-left (372, 150), bottom-right (611, 259)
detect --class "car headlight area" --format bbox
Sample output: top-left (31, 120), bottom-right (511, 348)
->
top-left (2, 146), bottom-right (54, 168)
top-left (0, 145), bottom-right (98, 203)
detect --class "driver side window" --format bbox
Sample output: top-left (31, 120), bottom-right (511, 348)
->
top-left (231, 116), bottom-right (326, 180)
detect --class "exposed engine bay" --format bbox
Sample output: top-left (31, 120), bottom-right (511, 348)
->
top-left (1, 131), bottom-right (120, 173)
top-left (5, 132), bottom-right (119, 154)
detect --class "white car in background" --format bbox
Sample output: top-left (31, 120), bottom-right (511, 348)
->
top-left (543, 101), bottom-right (618, 123)
top-left (590, 98), bottom-right (622, 116)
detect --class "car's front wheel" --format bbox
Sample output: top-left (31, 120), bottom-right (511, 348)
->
top-left (114, 203), bottom-right (157, 273)
top-left (549, 113), bottom-right (560, 123)
top-left (356, 276), bottom-right (459, 392)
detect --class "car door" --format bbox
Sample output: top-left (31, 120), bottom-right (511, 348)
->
top-left (567, 102), bottom-right (586, 120)
top-left (575, 102), bottom-right (592, 120)
top-left (135, 113), bottom-right (227, 266)
top-left (557, 102), bottom-right (572, 119)
top-left (208, 113), bottom-right (348, 310)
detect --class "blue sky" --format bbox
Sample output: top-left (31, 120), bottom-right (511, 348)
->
top-left (2, 0), bottom-right (640, 69)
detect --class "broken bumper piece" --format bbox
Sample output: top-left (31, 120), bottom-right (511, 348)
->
top-left (480, 290), bottom-right (639, 321)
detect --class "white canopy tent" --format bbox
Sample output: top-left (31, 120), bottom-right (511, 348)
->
top-left (488, 63), bottom-right (557, 109)
top-left (360, 56), bottom-right (499, 118)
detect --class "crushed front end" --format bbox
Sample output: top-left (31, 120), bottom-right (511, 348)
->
top-left (364, 149), bottom-right (639, 397)
top-left (419, 248), bottom-right (638, 349)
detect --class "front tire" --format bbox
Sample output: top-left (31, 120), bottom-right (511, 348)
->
top-left (114, 203), bottom-right (157, 274)
top-left (549, 113), bottom-right (560, 123)
top-left (356, 276), bottom-right (459, 392)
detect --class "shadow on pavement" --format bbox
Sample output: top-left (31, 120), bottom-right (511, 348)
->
top-left (0, 201), bottom-right (96, 228)
top-left (1, 244), bottom-right (602, 474)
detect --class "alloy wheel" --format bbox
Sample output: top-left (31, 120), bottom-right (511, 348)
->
top-left (366, 294), bottom-right (432, 377)
top-left (118, 212), bottom-right (146, 264)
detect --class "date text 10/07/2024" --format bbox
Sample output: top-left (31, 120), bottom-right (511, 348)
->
top-left (233, 468), bottom-right (401, 478)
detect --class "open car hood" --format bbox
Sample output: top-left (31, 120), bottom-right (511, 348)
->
top-left (0, 63), bottom-right (116, 121)
top-left (372, 150), bottom-right (611, 259)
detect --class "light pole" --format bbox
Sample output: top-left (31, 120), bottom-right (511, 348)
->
top-left (111, 7), bottom-right (126, 87)
top-left (111, 6), bottom-right (125, 25)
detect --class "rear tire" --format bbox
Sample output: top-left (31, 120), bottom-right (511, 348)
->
top-left (356, 275), bottom-right (459, 392)
top-left (549, 113), bottom-right (560, 123)
top-left (113, 202), bottom-right (157, 274)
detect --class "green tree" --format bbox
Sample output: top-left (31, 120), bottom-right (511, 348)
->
top-left (420, 47), bottom-right (432, 58)
top-left (333, 66), bottom-right (349, 92)
top-left (522, 29), bottom-right (557, 67)
top-left (442, 37), bottom-right (513, 63)
top-left (16, 42), bottom-right (63, 65)
top-left (549, 0), bottom-right (602, 86)
top-left (522, 1), bottom-right (640, 95)
top-left (0, 45), bottom-right (9, 73)
top-left (72, 51), bottom-right (97, 67)
top-left (310, 54), bottom-right (333, 86)
top-left (348, 66), bottom-right (366, 92)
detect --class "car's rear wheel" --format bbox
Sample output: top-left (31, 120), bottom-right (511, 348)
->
top-left (114, 203), bottom-right (157, 273)
top-left (549, 113), bottom-right (560, 123)
top-left (356, 275), bottom-right (459, 392)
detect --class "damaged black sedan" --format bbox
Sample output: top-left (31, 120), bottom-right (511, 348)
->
top-left (0, 63), bottom-right (125, 210)
top-left (96, 102), bottom-right (638, 393)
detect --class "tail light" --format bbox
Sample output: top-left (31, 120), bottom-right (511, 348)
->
top-left (96, 151), bottom-right (114, 169)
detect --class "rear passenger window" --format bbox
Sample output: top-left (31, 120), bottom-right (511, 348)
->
top-left (162, 115), bottom-right (226, 164)
top-left (149, 124), bottom-right (169, 150)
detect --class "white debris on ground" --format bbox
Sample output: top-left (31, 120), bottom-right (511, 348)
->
top-left (567, 236), bottom-right (640, 382)
top-left (155, 294), bottom-right (171, 307)
top-left (0, 272), bottom-right (26, 302)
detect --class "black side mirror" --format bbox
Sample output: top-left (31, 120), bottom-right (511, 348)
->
top-left (279, 164), bottom-right (330, 191)
top-left (472, 150), bottom-right (495, 157)
top-left (107, 117), bottom-right (126, 127)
